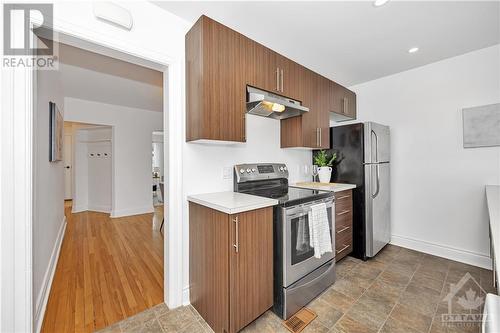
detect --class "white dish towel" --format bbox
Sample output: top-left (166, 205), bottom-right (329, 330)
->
top-left (308, 202), bottom-right (333, 258)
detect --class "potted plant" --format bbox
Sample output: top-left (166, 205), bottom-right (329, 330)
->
top-left (313, 150), bottom-right (337, 183)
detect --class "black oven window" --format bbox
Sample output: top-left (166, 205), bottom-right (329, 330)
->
top-left (290, 215), bottom-right (314, 265)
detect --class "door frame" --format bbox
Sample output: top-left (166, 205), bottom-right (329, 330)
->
top-left (1, 12), bottom-right (185, 333)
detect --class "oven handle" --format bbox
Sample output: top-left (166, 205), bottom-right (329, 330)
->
top-left (285, 198), bottom-right (334, 217)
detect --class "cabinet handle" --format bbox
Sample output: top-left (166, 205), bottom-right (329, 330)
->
top-left (337, 210), bottom-right (350, 216)
top-left (336, 226), bottom-right (350, 234)
top-left (336, 244), bottom-right (350, 254)
top-left (242, 114), bottom-right (246, 141)
top-left (280, 69), bottom-right (284, 92)
top-left (336, 195), bottom-right (351, 200)
top-left (316, 128), bottom-right (319, 147)
top-left (276, 68), bottom-right (280, 92)
top-left (319, 128), bottom-right (322, 147)
top-left (342, 98), bottom-right (347, 114)
top-left (233, 216), bottom-right (239, 253)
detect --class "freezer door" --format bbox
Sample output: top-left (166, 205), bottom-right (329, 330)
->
top-left (364, 122), bottom-right (390, 163)
top-left (364, 163), bottom-right (391, 257)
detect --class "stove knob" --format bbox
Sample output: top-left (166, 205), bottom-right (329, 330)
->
top-left (251, 168), bottom-right (256, 172)
top-left (239, 169), bottom-right (245, 174)
top-left (284, 167), bottom-right (287, 171)
top-left (280, 167), bottom-right (284, 171)
top-left (246, 168), bottom-right (251, 173)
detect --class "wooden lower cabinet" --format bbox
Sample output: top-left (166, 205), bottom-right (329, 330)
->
top-left (189, 203), bottom-right (273, 333)
top-left (335, 190), bottom-right (354, 261)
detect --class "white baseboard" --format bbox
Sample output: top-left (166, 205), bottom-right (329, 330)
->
top-left (182, 286), bottom-right (190, 306)
top-left (34, 216), bottom-right (67, 333)
top-left (390, 234), bottom-right (492, 269)
top-left (87, 204), bottom-right (111, 213)
top-left (110, 205), bottom-right (154, 218)
top-left (71, 205), bottom-right (86, 213)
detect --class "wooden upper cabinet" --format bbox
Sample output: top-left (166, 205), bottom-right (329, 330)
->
top-left (330, 81), bottom-right (357, 121)
top-left (186, 15), bottom-right (247, 142)
top-left (186, 15), bottom-right (355, 145)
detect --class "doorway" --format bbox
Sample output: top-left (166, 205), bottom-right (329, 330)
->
top-left (35, 40), bottom-right (167, 332)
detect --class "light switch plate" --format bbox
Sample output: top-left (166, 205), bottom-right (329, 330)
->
top-left (223, 167), bottom-right (232, 180)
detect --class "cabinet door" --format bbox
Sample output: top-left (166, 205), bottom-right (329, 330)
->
top-left (251, 42), bottom-right (280, 94)
top-left (189, 203), bottom-right (230, 333)
top-left (229, 208), bottom-right (273, 333)
top-left (330, 82), bottom-right (356, 120)
top-left (300, 68), bottom-right (321, 148)
top-left (277, 55), bottom-right (301, 100)
top-left (317, 76), bottom-right (330, 149)
top-left (202, 17), bottom-right (247, 142)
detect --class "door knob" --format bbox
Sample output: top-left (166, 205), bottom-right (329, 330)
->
top-left (65, 166), bottom-right (70, 169)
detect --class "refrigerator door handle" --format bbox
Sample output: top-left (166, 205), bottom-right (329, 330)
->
top-left (371, 129), bottom-right (379, 163)
top-left (372, 164), bottom-right (380, 198)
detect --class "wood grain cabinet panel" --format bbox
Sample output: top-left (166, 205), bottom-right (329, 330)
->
top-left (186, 15), bottom-right (247, 142)
top-left (189, 203), bottom-right (273, 333)
top-left (334, 189), bottom-right (353, 261)
top-left (330, 81), bottom-right (357, 120)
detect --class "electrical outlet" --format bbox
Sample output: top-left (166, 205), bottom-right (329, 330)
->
top-left (223, 167), bottom-right (232, 180)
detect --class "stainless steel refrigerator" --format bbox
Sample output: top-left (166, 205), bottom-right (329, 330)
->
top-left (320, 122), bottom-right (391, 260)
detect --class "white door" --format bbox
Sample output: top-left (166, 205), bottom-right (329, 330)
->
top-left (63, 134), bottom-right (72, 200)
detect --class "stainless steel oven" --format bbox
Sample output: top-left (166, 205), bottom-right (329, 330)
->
top-left (282, 197), bottom-right (335, 287)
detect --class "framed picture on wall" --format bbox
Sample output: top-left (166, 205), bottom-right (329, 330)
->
top-left (49, 101), bottom-right (63, 162)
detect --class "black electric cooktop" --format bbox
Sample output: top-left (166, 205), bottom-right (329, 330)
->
top-left (245, 186), bottom-right (333, 207)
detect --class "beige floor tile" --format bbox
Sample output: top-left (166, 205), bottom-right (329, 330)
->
top-left (307, 298), bottom-right (344, 328)
top-left (320, 288), bottom-right (356, 312)
top-left (345, 300), bottom-right (389, 331)
top-left (157, 306), bottom-right (197, 333)
top-left (379, 316), bottom-right (422, 333)
top-left (119, 309), bottom-right (157, 332)
top-left (301, 320), bottom-right (330, 333)
top-left (240, 311), bottom-right (288, 333)
top-left (399, 283), bottom-right (441, 317)
top-left (389, 304), bottom-right (433, 333)
top-left (331, 276), bottom-right (366, 299)
top-left (331, 314), bottom-right (377, 333)
top-left (377, 269), bottom-right (411, 288)
top-left (384, 260), bottom-right (419, 277)
top-left (410, 271), bottom-right (445, 292)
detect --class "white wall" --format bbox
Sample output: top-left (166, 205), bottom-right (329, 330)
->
top-left (33, 63), bottom-right (66, 330)
top-left (64, 97), bottom-right (163, 217)
top-left (72, 127), bottom-right (112, 213)
top-left (348, 45), bottom-right (500, 268)
top-left (181, 114), bottom-right (313, 300)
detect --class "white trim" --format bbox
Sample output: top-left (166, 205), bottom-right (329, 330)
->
top-left (182, 286), bottom-right (190, 306)
top-left (87, 205), bottom-right (111, 214)
top-left (110, 205), bottom-right (154, 218)
top-left (390, 234), bottom-right (492, 269)
top-left (34, 217), bottom-right (67, 333)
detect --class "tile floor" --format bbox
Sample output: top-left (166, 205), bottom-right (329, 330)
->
top-left (96, 245), bottom-right (496, 333)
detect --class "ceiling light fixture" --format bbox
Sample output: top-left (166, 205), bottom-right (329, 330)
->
top-left (373, 0), bottom-right (390, 7)
top-left (408, 47), bottom-right (419, 53)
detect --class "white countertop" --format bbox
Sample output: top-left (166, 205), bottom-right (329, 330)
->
top-left (291, 182), bottom-right (357, 193)
top-left (486, 185), bottom-right (500, 286)
top-left (187, 191), bottom-right (278, 215)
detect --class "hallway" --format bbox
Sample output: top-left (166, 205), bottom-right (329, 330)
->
top-left (41, 204), bottom-right (164, 333)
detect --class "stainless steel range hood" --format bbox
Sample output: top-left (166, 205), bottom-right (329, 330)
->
top-left (246, 86), bottom-right (309, 120)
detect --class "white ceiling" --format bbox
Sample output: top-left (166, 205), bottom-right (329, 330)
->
top-left (154, 1), bottom-right (500, 86)
top-left (59, 43), bottom-right (163, 112)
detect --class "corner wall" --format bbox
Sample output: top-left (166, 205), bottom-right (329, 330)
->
top-left (64, 97), bottom-right (163, 217)
top-left (348, 45), bottom-right (500, 268)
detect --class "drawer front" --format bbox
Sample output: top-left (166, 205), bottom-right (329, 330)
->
top-left (335, 210), bottom-right (352, 228)
top-left (335, 191), bottom-right (352, 213)
top-left (335, 229), bottom-right (352, 261)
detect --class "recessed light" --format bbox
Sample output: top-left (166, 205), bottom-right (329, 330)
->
top-left (373, 0), bottom-right (390, 7)
top-left (408, 47), bottom-right (419, 53)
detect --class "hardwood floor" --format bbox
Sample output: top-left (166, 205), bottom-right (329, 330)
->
top-left (41, 205), bottom-right (164, 333)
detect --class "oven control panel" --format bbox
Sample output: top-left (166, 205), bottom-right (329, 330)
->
top-left (234, 163), bottom-right (289, 183)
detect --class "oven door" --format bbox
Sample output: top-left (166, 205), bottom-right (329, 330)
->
top-left (282, 197), bottom-right (335, 287)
